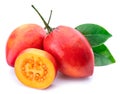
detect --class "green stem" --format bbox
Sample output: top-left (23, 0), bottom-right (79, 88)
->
top-left (31, 5), bottom-right (52, 33)
top-left (47, 10), bottom-right (52, 26)
top-left (44, 10), bottom-right (52, 29)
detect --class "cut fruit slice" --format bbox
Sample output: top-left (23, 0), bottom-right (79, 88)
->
top-left (14, 48), bottom-right (57, 89)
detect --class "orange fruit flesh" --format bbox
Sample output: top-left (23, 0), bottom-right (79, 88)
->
top-left (15, 48), bottom-right (57, 89)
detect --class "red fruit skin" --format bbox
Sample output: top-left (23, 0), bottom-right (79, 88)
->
top-left (6, 24), bottom-right (46, 67)
top-left (43, 25), bottom-right (94, 78)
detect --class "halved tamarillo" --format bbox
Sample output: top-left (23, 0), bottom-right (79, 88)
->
top-left (14, 48), bottom-right (57, 89)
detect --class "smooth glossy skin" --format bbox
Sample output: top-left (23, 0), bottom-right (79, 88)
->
top-left (6, 24), bottom-right (46, 67)
top-left (43, 25), bottom-right (94, 78)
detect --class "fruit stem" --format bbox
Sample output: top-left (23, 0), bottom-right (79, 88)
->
top-left (47, 10), bottom-right (52, 27)
top-left (31, 5), bottom-right (52, 33)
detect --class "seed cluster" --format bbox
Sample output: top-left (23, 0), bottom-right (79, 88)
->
top-left (21, 56), bottom-right (48, 82)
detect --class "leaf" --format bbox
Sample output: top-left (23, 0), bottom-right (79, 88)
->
top-left (75, 23), bottom-right (115, 66)
top-left (93, 44), bottom-right (115, 66)
top-left (75, 23), bottom-right (112, 47)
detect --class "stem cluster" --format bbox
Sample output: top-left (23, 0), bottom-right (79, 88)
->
top-left (31, 5), bottom-right (52, 33)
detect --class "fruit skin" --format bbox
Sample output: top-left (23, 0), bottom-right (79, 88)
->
top-left (15, 48), bottom-right (57, 89)
top-left (43, 25), bottom-right (94, 78)
top-left (6, 24), bottom-right (46, 67)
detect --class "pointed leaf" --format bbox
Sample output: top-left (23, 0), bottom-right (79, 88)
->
top-left (93, 44), bottom-right (115, 66)
top-left (75, 23), bottom-right (112, 47)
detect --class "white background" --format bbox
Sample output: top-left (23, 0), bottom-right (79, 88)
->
top-left (0, 0), bottom-right (120, 93)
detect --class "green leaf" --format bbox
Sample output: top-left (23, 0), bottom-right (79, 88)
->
top-left (93, 44), bottom-right (115, 66)
top-left (75, 23), bottom-right (112, 47)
